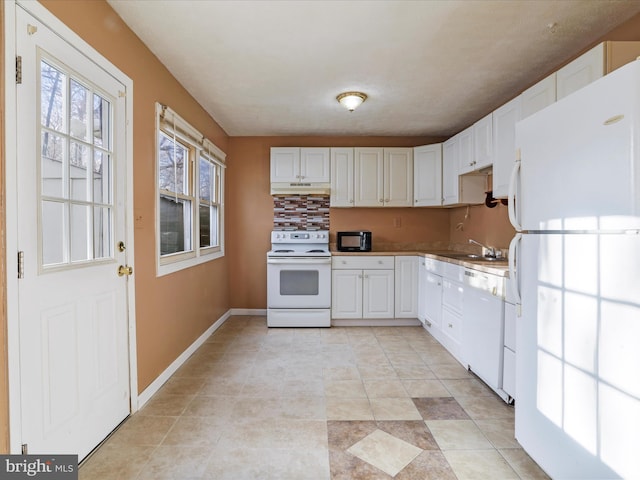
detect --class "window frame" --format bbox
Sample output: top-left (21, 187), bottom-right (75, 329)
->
top-left (155, 103), bottom-right (225, 276)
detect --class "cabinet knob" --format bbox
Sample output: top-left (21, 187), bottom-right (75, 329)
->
top-left (448, 323), bottom-right (453, 328)
top-left (385, 198), bottom-right (390, 202)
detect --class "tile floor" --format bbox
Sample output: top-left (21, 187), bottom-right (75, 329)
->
top-left (79, 316), bottom-right (549, 479)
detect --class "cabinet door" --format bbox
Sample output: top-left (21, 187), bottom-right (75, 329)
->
top-left (458, 127), bottom-right (475, 174)
top-left (556, 43), bottom-right (604, 100)
top-left (300, 147), bottom-right (330, 182)
top-left (395, 256), bottom-right (419, 318)
top-left (418, 258), bottom-right (427, 323)
top-left (442, 136), bottom-right (459, 205)
top-left (354, 148), bottom-right (384, 207)
top-left (331, 269), bottom-right (362, 319)
top-left (473, 113), bottom-right (493, 170)
top-left (330, 148), bottom-right (354, 207)
top-left (492, 96), bottom-right (521, 198)
top-left (384, 148), bottom-right (413, 207)
top-left (270, 147), bottom-right (300, 182)
top-left (363, 269), bottom-right (394, 318)
top-left (521, 74), bottom-right (556, 119)
top-left (413, 144), bottom-right (442, 206)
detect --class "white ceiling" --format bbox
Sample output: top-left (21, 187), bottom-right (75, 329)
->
top-left (107, 0), bottom-right (640, 137)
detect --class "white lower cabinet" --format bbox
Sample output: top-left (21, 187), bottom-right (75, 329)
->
top-left (421, 258), bottom-right (443, 338)
top-left (440, 263), bottom-right (465, 364)
top-left (332, 256), bottom-right (394, 319)
top-left (395, 256), bottom-right (419, 318)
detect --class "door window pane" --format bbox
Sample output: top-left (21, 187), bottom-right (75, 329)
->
top-left (70, 204), bottom-right (90, 262)
top-left (93, 94), bottom-right (110, 149)
top-left (41, 131), bottom-right (65, 198)
top-left (70, 79), bottom-right (89, 141)
top-left (93, 207), bottom-right (112, 259)
top-left (70, 142), bottom-right (90, 201)
top-left (40, 61), bottom-right (66, 133)
top-left (42, 201), bottom-right (65, 266)
top-left (93, 151), bottom-right (111, 204)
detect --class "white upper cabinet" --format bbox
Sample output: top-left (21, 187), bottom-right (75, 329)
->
top-left (521, 74), bottom-right (556, 119)
top-left (458, 127), bottom-right (475, 174)
top-left (413, 144), bottom-right (442, 207)
top-left (492, 96), bottom-right (521, 198)
top-left (443, 133), bottom-right (485, 206)
top-left (556, 43), bottom-right (605, 101)
top-left (330, 148), bottom-right (354, 207)
top-left (270, 147), bottom-right (300, 182)
top-left (270, 147), bottom-right (330, 183)
top-left (354, 148), bottom-right (384, 206)
top-left (354, 147), bottom-right (413, 207)
top-left (473, 113), bottom-right (493, 170)
top-left (384, 148), bottom-right (413, 207)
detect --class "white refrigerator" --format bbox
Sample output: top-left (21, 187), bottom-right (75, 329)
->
top-left (508, 60), bottom-right (640, 479)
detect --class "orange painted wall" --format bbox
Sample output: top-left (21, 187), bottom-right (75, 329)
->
top-left (37, 0), bottom-right (231, 392)
top-left (226, 136), bottom-right (446, 309)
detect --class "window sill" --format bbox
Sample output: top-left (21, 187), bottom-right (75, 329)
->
top-left (157, 248), bottom-right (224, 277)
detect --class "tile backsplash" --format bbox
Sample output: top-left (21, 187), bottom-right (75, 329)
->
top-left (273, 194), bottom-right (330, 231)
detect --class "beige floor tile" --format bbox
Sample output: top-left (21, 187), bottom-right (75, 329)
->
top-left (363, 378), bottom-right (410, 398)
top-left (426, 419), bottom-right (493, 450)
top-left (323, 366), bottom-right (361, 381)
top-left (274, 396), bottom-right (327, 420)
top-left (397, 450), bottom-right (457, 480)
top-left (107, 415), bottom-right (177, 446)
top-left (500, 448), bottom-right (551, 479)
top-left (269, 447), bottom-right (331, 480)
top-left (370, 398), bottom-right (423, 421)
top-left (182, 395), bottom-right (237, 419)
top-left (420, 349), bottom-right (460, 365)
top-left (203, 446), bottom-right (274, 480)
top-left (430, 363), bottom-right (475, 380)
top-left (442, 378), bottom-right (494, 397)
top-left (357, 363), bottom-right (399, 379)
top-left (324, 379), bottom-right (368, 398)
top-left (220, 419), bottom-right (328, 450)
top-left (158, 376), bottom-right (205, 396)
top-left (347, 428), bottom-right (423, 477)
top-left (240, 375), bottom-right (284, 396)
top-left (475, 417), bottom-right (519, 449)
top-left (386, 352), bottom-right (425, 367)
top-left (136, 445), bottom-right (211, 479)
top-left (79, 443), bottom-right (154, 480)
top-left (456, 394), bottom-right (515, 420)
top-left (198, 376), bottom-right (246, 396)
top-left (326, 397), bottom-right (374, 420)
top-left (161, 416), bottom-right (225, 446)
top-left (394, 364), bottom-right (437, 380)
top-left (443, 449), bottom-right (519, 480)
top-left (402, 379), bottom-right (451, 397)
top-left (282, 377), bottom-right (324, 396)
top-left (138, 394), bottom-right (194, 417)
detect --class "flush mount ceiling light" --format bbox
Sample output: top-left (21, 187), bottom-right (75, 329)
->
top-left (337, 91), bottom-right (367, 111)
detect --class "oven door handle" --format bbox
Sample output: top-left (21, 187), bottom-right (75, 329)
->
top-left (267, 257), bottom-right (332, 265)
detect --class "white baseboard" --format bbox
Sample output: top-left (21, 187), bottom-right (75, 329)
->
top-left (229, 308), bottom-right (267, 316)
top-left (331, 318), bottom-right (422, 327)
top-left (136, 309), bottom-right (232, 408)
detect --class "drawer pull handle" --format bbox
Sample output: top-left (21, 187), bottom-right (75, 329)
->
top-left (448, 323), bottom-right (453, 328)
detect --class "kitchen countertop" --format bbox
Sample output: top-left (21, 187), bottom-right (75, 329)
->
top-left (331, 250), bottom-right (509, 277)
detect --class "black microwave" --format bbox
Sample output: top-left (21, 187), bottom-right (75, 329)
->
top-left (337, 231), bottom-right (372, 252)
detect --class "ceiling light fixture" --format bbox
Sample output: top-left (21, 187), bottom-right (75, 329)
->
top-left (337, 91), bottom-right (367, 111)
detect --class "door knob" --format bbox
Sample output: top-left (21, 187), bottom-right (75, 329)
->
top-left (118, 265), bottom-right (133, 276)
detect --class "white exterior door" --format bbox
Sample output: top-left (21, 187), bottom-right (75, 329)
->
top-left (15, 6), bottom-right (131, 460)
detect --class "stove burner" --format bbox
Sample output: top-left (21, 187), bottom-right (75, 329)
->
top-left (274, 249), bottom-right (294, 253)
top-left (307, 249), bottom-right (326, 253)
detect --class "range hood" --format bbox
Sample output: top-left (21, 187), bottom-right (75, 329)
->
top-left (270, 182), bottom-right (331, 195)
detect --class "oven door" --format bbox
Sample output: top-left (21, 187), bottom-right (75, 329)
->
top-left (267, 257), bottom-right (331, 309)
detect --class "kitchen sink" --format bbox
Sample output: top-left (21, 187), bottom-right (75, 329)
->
top-left (439, 252), bottom-right (507, 263)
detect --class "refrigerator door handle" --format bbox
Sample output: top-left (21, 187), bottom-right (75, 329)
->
top-left (508, 233), bottom-right (522, 308)
top-left (508, 159), bottom-right (521, 231)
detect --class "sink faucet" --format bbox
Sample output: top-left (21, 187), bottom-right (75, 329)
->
top-left (468, 239), bottom-right (497, 258)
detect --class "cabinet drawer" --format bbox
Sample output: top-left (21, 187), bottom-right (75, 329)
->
top-left (442, 307), bottom-right (461, 343)
top-left (442, 279), bottom-right (464, 314)
top-left (424, 257), bottom-right (444, 275)
top-left (332, 256), bottom-right (394, 270)
top-left (443, 262), bottom-right (465, 282)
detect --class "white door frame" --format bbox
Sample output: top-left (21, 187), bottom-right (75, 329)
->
top-left (4, 0), bottom-right (138, 454)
